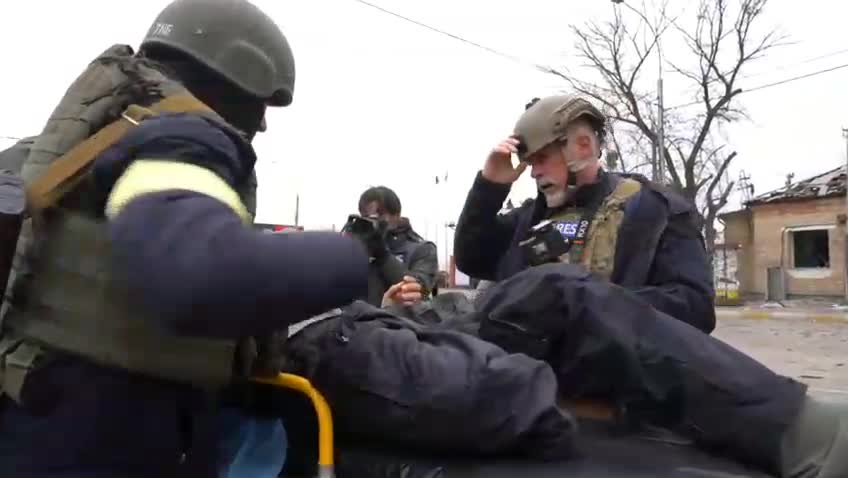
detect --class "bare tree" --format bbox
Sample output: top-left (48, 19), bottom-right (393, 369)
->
top-left (699, 147), bottom-right (737, 254)
top-left (541, 0), bottom-right (785, 253)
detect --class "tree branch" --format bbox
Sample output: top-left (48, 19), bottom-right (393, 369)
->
top-left (540, 0), bottom-right (780, 246)
top-left (705, 151), bottom-right (737, 205)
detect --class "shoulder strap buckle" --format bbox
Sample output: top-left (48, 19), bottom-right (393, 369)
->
top-left (120, 104), bottom-right (154, 126)
top-left (26, 94), bottom-right (213, 213)
top-left (0, 336), bottom-right (44, 405)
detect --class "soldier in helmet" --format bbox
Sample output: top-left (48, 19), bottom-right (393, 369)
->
top-left (0, 0), bottom-right (367, 476)
top-left (454, 94), bottom-right (715, 332)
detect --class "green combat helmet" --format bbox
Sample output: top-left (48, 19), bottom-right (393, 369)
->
top-left (140, 0), bottom-right (296, 106)
top-left (513, 95), bottom-right (606, 162)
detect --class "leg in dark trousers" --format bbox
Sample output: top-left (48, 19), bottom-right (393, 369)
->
top-left (475, 263), bottom-right (846, 478)
top-left (283, 304), bottom-right (577, 461)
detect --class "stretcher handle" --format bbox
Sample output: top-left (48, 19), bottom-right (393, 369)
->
top-left (252, 372), bottom-right (335, 478)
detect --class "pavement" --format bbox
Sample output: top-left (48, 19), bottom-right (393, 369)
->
top-left (716, 305), bottom-right (848, 323)
top-left (450, 287), bottom-right (848, 323)
top-left (713, 315), bottom-right (848, 398)
top-left (448, 287), bottom-right (848, 322)
top-left (714, 301), bottom-right (848, 398)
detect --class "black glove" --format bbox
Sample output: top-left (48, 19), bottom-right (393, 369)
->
top-left (342, 215), bottom-right (389, 260)
top-left (362, 221), bottom-right (390, 260)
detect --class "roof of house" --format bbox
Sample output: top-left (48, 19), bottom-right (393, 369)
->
top-left (717, 208), bottom-right (750, 220)
top-left (746, 165), bottom-right (846, 206)
top-left (718, 165), bottom-right (846, 219)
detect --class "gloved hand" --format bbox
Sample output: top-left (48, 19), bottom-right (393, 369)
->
top-left (361, 220), bottom-right (390, 261)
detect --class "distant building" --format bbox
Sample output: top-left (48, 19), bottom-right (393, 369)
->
top-left (719, 166), bottom-right (847, 301)
top-left (254, 223), bottom-right (304, 233)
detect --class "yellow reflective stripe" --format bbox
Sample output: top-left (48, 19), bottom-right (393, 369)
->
top-left (105, 159), bottom-right (250, 223)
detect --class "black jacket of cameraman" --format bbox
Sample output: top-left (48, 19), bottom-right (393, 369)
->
top-left (362, 218), bottom-right (438, 306)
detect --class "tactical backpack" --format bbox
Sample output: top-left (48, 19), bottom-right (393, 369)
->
top-left (0, 45), bottom-right (281, 405)
top-left (0, 137), bottom-right (35, 305)
top-left (0, 44), bottom-right (222, 307)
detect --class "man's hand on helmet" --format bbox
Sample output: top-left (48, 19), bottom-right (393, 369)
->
top-left (482, 136), bottom-right (528, 185)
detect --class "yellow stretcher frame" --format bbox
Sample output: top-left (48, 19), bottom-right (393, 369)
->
top-left (250, 374), bottom-right (623, 478)
top-left (251, 373), bottom-right (335, 478)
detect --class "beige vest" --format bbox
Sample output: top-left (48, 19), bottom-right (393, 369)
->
top-left (545, 178), bottom-right (642, 280)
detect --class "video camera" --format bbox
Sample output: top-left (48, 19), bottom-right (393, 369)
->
top-left (342, 214), bottom-right (385, 238)
top-left (518, 220), bottom-right (572, 267)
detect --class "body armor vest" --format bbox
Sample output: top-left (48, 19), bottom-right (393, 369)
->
top-left (545, 178), bottom-right (642, 279)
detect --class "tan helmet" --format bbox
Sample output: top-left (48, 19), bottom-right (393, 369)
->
top-left (513, 95), bottom-right (606, 161)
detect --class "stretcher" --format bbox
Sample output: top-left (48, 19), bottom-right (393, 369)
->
top-left (251, 373), bottom-right (335, 478)
top-left (254, 373), bottom-right (776, 478)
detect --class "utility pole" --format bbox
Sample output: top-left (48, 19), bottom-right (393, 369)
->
top-left (294, 194), bottom-right (300, 227)
top-left (611, 0), bottom-right (664, 183)
top-left (738, 170), bottom-right (754, 203)
top-left (843, 127), bottom-right (848, 180)
top-left (657, 67), bottom-right (665, 183)
top-left (443, 223), bottom-right (450, 284)
top-left (446, 221), bottom-right (457, 288)
top-left (843, 127), bottom-right (848, 301)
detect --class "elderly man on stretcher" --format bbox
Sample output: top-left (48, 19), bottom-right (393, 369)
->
top-left (276, 265), bottom-right (845, 478)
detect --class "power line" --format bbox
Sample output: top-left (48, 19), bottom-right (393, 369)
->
top-left (740, 47), bottom-right (848, 81)
top-left (350, 0), bottom-right (545, 71)
top-left (745, 62), bottom-right (848, 92)
top-left (8, 0), bottom-right (541, 147)
top-left (12, 2), bottom-right (540, 146)
top-left (351, 0), bottom-right (848, 111)
top-left (351, 0), bottom-right (848, 113)
top-left (667, 61), bottom-right (848, 110)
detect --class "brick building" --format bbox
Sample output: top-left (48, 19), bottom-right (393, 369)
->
top-left (719, 166), bottom-right (847, 301)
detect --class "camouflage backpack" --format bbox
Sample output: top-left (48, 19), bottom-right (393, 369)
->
top-left (0, 44), bottom-right (256, 310)
top-left (0, 45), bottom-right (281, 403)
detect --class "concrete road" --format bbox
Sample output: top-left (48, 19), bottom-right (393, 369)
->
top-left (714, 316), bottom-right (848, 399)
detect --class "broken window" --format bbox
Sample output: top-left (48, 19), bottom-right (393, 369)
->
top-left (791, 229), bottom-right (830, 268)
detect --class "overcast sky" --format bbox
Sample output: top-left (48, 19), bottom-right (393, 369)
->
top-left (2, 0), bottom-right (846, 269)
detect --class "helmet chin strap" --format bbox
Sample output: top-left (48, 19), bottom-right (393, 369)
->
top-left (561, 145), bottom-right (594, 188)
top-left (565, 153), bottom-right (593, 174)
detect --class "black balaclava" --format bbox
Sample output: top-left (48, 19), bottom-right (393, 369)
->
top-left (140, 47), bottom-right (266, 141)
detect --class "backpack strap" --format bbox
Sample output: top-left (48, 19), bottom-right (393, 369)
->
top-left (25, 94), bottom-right (212, 212)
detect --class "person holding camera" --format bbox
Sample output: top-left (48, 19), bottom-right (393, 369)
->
top-left (453, 94), bottom-right (715, 333)
top-left (343, 186), bottom-right (439, 307)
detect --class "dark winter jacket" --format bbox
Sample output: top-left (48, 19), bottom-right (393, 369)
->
top-left (366, 218), bottom-right (438, 306)
top-left (454, 170), bottom-right (716, 332)
top-left (0, 114), bottom-right (369, 477)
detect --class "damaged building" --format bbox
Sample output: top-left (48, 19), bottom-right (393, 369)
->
top-left (719, 165), bottom-right (847, 301)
